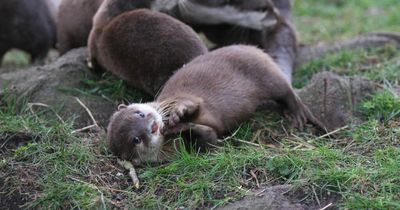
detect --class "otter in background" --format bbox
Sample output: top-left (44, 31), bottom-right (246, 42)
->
top-left (57, 0), bottom-right (104, 55)
top-left (89, 9), bottom-right (207, 95)
top-left (45, 0), bottom-right (61, 22)
top-left (176, 0), bottom-right (297, 82)
top-left (0, 0), bottom-right (57, 64)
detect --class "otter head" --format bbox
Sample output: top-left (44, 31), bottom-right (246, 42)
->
top-left (107, 103), bottom-right (164, 166)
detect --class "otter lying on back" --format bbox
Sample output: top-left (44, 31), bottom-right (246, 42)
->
top-left (107, 45), bottom-right (324, 165)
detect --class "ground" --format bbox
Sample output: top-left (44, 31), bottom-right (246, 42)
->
top-left (1, 0), bottom-right (400, 209)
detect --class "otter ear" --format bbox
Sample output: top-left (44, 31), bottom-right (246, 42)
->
top-left (117, 104), bottom-right (127, 110)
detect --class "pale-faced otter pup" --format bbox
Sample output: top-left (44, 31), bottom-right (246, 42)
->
top-left (88, 9), bottom-right (207, 95)
top-left (57, 0), bottom-right (104, 55)
top-left (107, 45), bottom-right (324, 166)
top-left (0, 0), bottom-right (56, 64)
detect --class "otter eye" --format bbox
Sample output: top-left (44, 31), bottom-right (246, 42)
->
top-left (135, 111), bottom-right (145, 118)
top-left (132, 137), bottom-right (141, 144)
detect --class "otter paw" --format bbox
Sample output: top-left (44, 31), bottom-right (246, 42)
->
top-left (286, 109), bottom-right (307, 130)
top-left (163, 123), bottom-right (191, 136)
top-left (169, 105), bottom-right (186, 127)
top-left (168, 100), bottom-right (199, 127)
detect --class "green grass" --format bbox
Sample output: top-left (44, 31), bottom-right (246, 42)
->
top-left (58, 73), bottom-right (151, 104)
top-left (294, 0), bottom-right (400, 44)
top-left (1, 49), bottom-right (30, 68)
top-left (361, 90), bottom-right (400, 122)
top-left (2, 90), bottom-right (399, 208)
top-left (1, 0), bottom-right (400, 209)
top-left (293, 45), bottom-right (400, 88)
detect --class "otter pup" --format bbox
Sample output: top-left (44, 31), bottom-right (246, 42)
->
top-left (0, 0), bottom-right (56, 64)
top-left (88, 9), bottom-right (207, 95)
top-left (57, 0), bottom-right (104, 55)
top-left (107, 45), bottom-right (324, 166)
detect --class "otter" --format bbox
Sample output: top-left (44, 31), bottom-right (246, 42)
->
top-left (88, 9), bottom-right (207, 95)
top-left (0, 0), bottom-right (57, 64)
top-left (176, 0), bottom-right (297, 82)
top-left (88, 0), bottom-right (152, 59)
top-left (57, 0), bottom-right (104, 55)
top-left (107, 45), bottom-right (324, 166)
top-left (45, 0), bottom-right (61, 22)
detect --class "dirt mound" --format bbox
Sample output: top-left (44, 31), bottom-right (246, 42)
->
top-left (298, 72), bottom-right (379, 131)
top-left (0, 48), bottom-right (116, 128)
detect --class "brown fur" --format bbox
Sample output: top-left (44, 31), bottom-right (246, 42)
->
top-left (107, 45), bottom-right (324, 165)
top-left (89, 9), bottom-right (207, 95)
top-left (181, 0), bottom-right (297, 82)
top-left (88, 0), bottom-right (152, 63)
top-left (0, 0), bottom-right (56, 63)
top-left (158, 45), bottom-right (322, 142)
top-left (57, 0), bottom-right (103, 55)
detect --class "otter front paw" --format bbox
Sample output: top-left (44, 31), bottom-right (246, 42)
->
top-left (168, 99), bottom-right (199, 126)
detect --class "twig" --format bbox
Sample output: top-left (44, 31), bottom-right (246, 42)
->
top-left (67, 176), bottom-right (106, 208)
top-left (67, 176), bottom-right (133, 194)
top-left (117, 159), bottom-right (140, 189)
top-left (220, 126), bottom-right (242, 141)
top-left (233, 138), bottom-right (261, 147)
top-left (255, 188), bottom-right (268, 196)
top-left (287, 135), bottom-right (315, 150)
top-left (250, 170), bottom-right (260, 188)
top-left (316, 125), bottom-right (349, 139)
top-left (71, 124), bottom-right (98, 134)
top-left (28, 102), bottom-right (65, 123)
top-left (318, 203), bottom-right (333, 210)
top-left (218, 126), bottom-right (262, 147)
top-left (75, 97), bottom-right (98, 127)
top-left (312, 185), bottom-right (321, 207)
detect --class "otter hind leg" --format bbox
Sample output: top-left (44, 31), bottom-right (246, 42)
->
top-left (280, 91), bottom-right (326, 131)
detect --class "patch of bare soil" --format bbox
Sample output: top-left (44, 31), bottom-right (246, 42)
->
top-left (0, 132), bottom-right (39, 153)
top-left (0, 132), bottom-right (40, 210)
top-left (0, 165), bottom-right (41, 210)
top-left (216, 185), bottom-right (339, 210)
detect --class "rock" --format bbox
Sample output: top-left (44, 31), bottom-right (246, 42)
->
top-left (216, 185), bottom-right (305, 210)
top-left (0, 47), bottom-right (116, 128)
top-left (297, 71), bottom-right (379, 131)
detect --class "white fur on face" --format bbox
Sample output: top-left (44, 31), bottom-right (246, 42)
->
top-left (128, 103), bottom-right (162, 123)
top-left (127, 103), bottom-right (165, 163)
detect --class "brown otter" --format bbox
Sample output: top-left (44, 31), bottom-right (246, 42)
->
top-left (58, 0), bottom-right (160, 55)
top-left (176, 0), bottom-right (297, 82)
top-left (57, 0), bottom-right (104, 55)
top-left (0, 0), bottom-right (57, 64)
top-left (107, 45), bottom-right (324, 166)
top-left (45, 0), bottom-right (61, 22)
top-left (88, 0), bottom-right (152, 60)
top-left (88, 9), bottom-right (207, 95)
